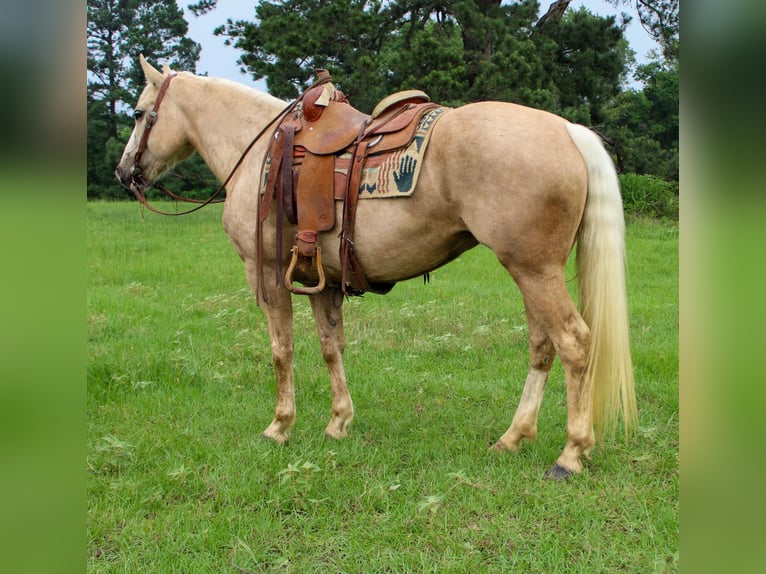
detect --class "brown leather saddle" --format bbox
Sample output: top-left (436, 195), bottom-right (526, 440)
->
top-left (258, 70), bottom-right (442, 297)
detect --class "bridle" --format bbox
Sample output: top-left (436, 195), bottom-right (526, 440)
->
top-left (129, 72), bottom-right (294, 216)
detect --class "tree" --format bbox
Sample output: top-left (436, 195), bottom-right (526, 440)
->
top-left (536, 7), bottom-right (632, 125)
top-left (87, 0), bottom-right (204, 198)
top-left (602, 57), bottom-right (678, 179)
top-left (382, 18), bottom-right (469, 108)
top-left (605, 0), bottom-right (679, 62)
top-left (210, 0), bottom-right (390, 110)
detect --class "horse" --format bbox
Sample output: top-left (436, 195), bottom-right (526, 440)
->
top-left (115, 56), bottom-right (637, 479)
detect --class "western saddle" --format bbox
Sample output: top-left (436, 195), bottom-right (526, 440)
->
top-left (258, 70), bottom-right (442, 298)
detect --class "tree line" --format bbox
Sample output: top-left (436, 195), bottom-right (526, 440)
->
top-left (87, 0), bottom-right (678, 200)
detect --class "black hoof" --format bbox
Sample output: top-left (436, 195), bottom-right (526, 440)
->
top-left (543, 464), bottom-right (573, 480)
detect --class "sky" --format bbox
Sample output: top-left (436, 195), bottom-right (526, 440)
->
top-left (183, 0), bottom-right (660, 91)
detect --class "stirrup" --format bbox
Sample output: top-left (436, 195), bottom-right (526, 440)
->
top-left (284, 246), bottom-right (326, 295)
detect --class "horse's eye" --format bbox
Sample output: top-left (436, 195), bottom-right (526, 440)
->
top-left (133, 109), bottom-right (144, 121)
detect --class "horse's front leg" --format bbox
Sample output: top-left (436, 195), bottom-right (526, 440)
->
top-left (247, 262), bottom-right (296, 444)
top-left (309, 286), bottom-right (354, 439)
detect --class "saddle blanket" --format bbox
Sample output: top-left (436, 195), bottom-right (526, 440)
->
top-left (336, 106), bottom-right (446, 198)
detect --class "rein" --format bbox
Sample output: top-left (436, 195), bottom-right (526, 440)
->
top-left (129, 73), bottom-right (296, 216)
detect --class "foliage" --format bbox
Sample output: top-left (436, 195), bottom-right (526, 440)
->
top-left (87, 99), bottom-right (130, 200)
top-left (383, 19), bottom-right (470, 109)
top-left (87, 202), bottom-right (678, 572)
top-left (87, 0), bottom-right (201, 114)
top-left (87, 0), bottom-right (216, 199)
top-left (603, 58), bottom-right (678, 180)
top-left (537, 7), bottom-right (630, 125)
top-left (619, 173), bottom-right (678, 220)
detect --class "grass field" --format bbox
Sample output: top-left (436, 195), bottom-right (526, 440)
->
top-left (87, 202), bottom-right (678, 573)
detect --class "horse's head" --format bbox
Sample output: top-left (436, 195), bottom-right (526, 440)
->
top-left (115, 55), bottom-right (195, 194)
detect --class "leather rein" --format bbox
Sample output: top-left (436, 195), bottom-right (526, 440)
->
top-left (129, 72), bottom-right (295, 216)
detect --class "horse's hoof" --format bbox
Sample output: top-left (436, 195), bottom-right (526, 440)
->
top-left (490, 440), bottom-right (520, 453)
top-left (262, 434), bottom-right (289, 446)
top-left (262, 429), bottom-right (290, 445)
top-left (324, 416), bottom-right (352, 440)
top-left (324, 428), bottom-right (348, 440)
top-left (543, 464), bottom-right (573, 480)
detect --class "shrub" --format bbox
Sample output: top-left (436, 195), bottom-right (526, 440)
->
top-left (619, 173), bottom-right (679, 220)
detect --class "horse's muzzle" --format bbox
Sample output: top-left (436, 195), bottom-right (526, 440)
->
top-left (115, 164), bottom-right (148, 193)
top-left (115, 165), bottom-right (132, 189)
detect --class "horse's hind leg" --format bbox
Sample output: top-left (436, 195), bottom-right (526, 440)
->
top-left (493, 304), bottom-right (555, 451)
top-left (503, 270), bottom-right (595, 478)
top-left (309, 286), bottom-right (354, 439)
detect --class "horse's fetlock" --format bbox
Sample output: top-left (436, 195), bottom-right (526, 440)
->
top-left (274, 408), bottom-right (296, 425)
top-left (333, 400), bottom-right (353, 418)
top-left (564, 432), bottom-right (594, 462)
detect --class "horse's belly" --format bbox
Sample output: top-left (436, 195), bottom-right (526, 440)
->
top-left (317, 192), bottom-right (476, 284)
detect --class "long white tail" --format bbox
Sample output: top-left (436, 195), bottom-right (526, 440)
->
top-left (566, 123), bottom-right (637, 438)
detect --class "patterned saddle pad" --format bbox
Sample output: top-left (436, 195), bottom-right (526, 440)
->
top-left (334, 107), bottom-right (446, 198)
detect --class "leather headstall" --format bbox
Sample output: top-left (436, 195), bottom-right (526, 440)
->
top-left (131, 72), bottom-right (177, 191)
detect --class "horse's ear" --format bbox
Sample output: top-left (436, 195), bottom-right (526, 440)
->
top-left (162, 63), bottom-right (174, 75)
top-left (139, 54), bottom-right (164, 87)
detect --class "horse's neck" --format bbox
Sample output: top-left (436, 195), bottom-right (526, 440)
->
top-left (179, 76), bottom-right (285, 184)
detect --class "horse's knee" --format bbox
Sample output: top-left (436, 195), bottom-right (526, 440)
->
top-left (315, 334), bottom-right (343, 367)
top-left (271, 341), bottom-right (294, 371)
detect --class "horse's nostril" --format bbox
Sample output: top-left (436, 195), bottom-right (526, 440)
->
top-left (115, 167), bottom-right (130, 187)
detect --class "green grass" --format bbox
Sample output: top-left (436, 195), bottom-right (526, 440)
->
top-left (87, 202), bottom-right (678, 573)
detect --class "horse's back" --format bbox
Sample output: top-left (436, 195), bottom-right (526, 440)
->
top-left (427, 101), bottom-right (586, 198)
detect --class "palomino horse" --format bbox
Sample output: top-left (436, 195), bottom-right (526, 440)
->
top-left (116, 56), bottom-right (637, 479)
